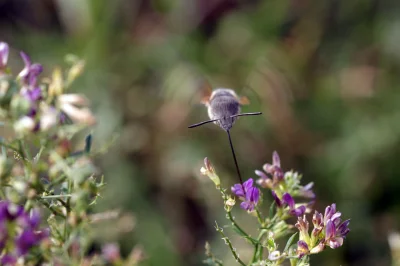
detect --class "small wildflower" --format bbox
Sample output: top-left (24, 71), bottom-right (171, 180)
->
top-left (231, 178), bottom-right (260, 211)
top-left (200, 157), bottom-right (220, 188)
top-left (274, 192), bottom-right (306, 217)
top-left (268, 250), bottom-right (282, 261)
top-left (256, 151), bottom-right (284, 188)
top-left (282, 193), bottom-right (306, 216)
top-left (0, 202), bottom-right (48, 260)
top-left (58, 93), bottom-right (96, 125)
top-left (295, 215), bottom-right (310, 244)
top-left (296, 240), bottom-right (309, 258)
top-left (18, 52), bottom-right (43, 87)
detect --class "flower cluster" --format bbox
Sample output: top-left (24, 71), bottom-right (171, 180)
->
top-left (296, 204), bottom-right (350, 257)
top-left (201, 151), bottom-right (350, 266)
top-left (0, 42), bottom-right (95, 136)
top-left (0, 201), bottom-right (48, 265)
top-left (0, 41), bottom-right (142, 265)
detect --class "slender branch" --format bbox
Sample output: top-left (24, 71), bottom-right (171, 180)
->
top-left (40, 194), bottom-right (72, 199)
top-left (215, 222), bottom-right (245, 266)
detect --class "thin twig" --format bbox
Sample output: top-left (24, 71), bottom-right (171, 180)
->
top-left (215, 222), bottom-right (245, 266)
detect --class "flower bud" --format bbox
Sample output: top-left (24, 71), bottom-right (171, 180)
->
top-left (224, 196), bottom-right (235, 212)
top-left (200, 157), bottom-right (220, 188)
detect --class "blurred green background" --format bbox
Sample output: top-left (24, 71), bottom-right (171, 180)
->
top-left (1, 0), bottom-right (400, 265)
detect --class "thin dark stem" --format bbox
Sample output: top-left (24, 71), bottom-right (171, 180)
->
top-left (230, 112), bottom-right (262, 118)
top-left (188, 119), bottom-right (219, 128)
top-left (226, 130), bottom-right (243, 184)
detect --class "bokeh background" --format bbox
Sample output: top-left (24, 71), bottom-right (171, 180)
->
top-left (1, 0), bottom-right (400, 265)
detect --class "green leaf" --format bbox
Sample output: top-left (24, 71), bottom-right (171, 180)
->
top-left (269, 201), bottom-right (276, 219)
top-left (284, 232), bottom-right (298, 252)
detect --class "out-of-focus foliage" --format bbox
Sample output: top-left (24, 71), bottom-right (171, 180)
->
top-left (1, 0), bottom-right (400, 265)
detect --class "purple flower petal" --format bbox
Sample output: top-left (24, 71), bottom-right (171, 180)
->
top-left (246, 187), bottom-right (260, 203)
top-left (272, 151), bottom-right (281, 167)
top-left (290, 206), bottom-right (306, 217)
top-left (282, 193), bottom-right (295, 209)
top-left (16, 229), bottom-right (38, 255)
top-left (338, 219), bottom-right (350, 236)
top-left (243, 178), bottom-right (253, 190)
top-left (231, 183), bottom-right (245, 198)
top-left (254, 170), bottom-right (268, 179)
top-left (328, 237), bottom-right (343, 249)
top-left (325, 220), bottom-right (336, 239)
top-left (240, 201), bottom-right (253, 211)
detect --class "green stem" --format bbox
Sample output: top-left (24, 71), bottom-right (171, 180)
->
top-left (255, 208), bottom-right (264, 226)
top-left (0, 141), bottom-right (20, 154)
top-left (215, 222), bottom-right (245, 266)
top-left (251, 229), bottom-right (268, 264)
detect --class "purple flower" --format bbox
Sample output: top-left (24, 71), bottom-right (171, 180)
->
top-left (231, 178), bottom-right (260, 211)
top-left (299, 182), bottom-right (315, 199)
top-left (0, 42), bottom-right (9, 69)
top-left (256, 151), bottom-right (284, 188)
top-left (296, 240), bottom-right (309, 258)
top-left (18, 52), bottom-right (43, 87)
top-left (0, 202), bottom-right (47, 259)
top-left (273, 192), bottom-right (306, 217)
top-left (21, 86), bottom-right (42, 102)
top-left (0, 202), bottom-right (23, 221)
top-left (296, 204), bottom-right (350, 256)
top-left (16, 229), bottom-right (38, 255)
top-left (1, 254), bottom-right (16, 265)
top-left (323, 204), bottom-right (350, 249)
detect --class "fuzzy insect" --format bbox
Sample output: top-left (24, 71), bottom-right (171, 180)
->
top-left (188, 85), bottom-right (262, 184)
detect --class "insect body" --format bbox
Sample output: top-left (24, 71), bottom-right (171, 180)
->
top-left (206, 89), bottom-right (241, 131)
top-left (189, 86), bottom-right (262, 185)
